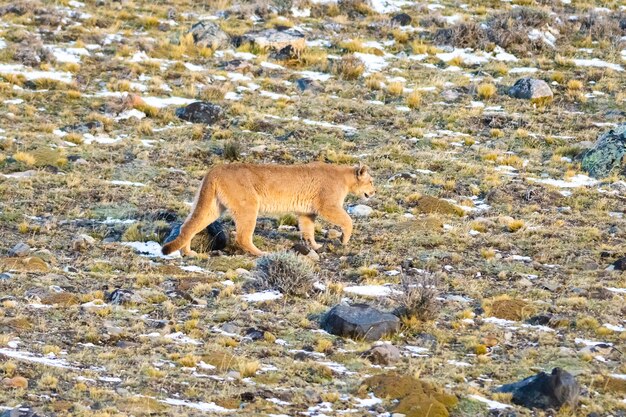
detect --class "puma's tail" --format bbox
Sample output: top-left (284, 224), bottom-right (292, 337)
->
top-left (162, 175), bottom-right (216, 255)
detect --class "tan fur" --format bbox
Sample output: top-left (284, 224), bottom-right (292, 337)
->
top-left (161, 162), bottom-right (376, 256)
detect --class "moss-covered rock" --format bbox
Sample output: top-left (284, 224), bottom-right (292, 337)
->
top-left (483, 297), bottom-right (536, 321)
top-left (412, 195), bottom-right (464, 217)
top-left (581, 124), bottom-right (626, 179)
top-left (361, 373), bottom-right (458, 417)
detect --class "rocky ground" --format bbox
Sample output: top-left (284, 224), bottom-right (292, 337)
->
top-left (1, 0), bottom-right (626, 416)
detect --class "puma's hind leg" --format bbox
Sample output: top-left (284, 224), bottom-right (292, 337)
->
top-left (233, 204), bottom-right (265, 256)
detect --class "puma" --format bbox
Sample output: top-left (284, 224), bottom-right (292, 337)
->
top-left (161, 162), bottom-right (376, 256)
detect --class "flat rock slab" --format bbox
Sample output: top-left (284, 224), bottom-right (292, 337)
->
top-left (321, 304), bottom-right (400, 341)
top-left (242, 28), bottom-right (305, 52)
top-left (189, 21), bottom-right (230, 49)
top-left (495, 367), bottom-right (579, 410)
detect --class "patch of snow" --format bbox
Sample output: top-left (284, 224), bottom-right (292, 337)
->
top-left (0, 63), bottom-right (73, 83)
top-left (159, 398), bottom-right (230, 412)
top-left (574, 338), bottom-right (612, 347)
top-left (573, 58), bottom-right (623, 72)
top-left (603, 323), bottom-right (625, 332)
top-left (260, 90), bottom-right (291, 100)
top-left (298, 70), bottom-right (332, 81)
top-left (0, 348), bottom-right (78, 369)
top-left (121, 241), bottom-right (181, 259)
top-left (47, 46), bottom-right (90, 63)
top-left (164, 332), bottom-right (203, 345)
top-left (468, 394), bottom-right (511, 410)
top-left (109, 180), bottom-right (146, 187)
top-left (605, 287), bottom-right (626, 294)
top-left (528, 174), bottom-right (598, 188)
top-left (180, 265), bottom-right (210, 273)
top-left (353, 52), bottom-right (389, 73)
top-left (115, 109), bottom-right (146, 121)
top-left (436, 48), bottom-right (489, 65)
top-left (242, 291), bottom-right (283, 302)
top-left (354, 393), bottom-right (382, 407)
top-left (343, 284), bottom-right (401, 297)
top-left (261, 61), bottom-right (285, 70)
top-left (369, 0), bottom-right (412, 14)
top-left (184, 62), bottom-right (204, 71)
top-left (447, 360), bottom-right (471, 367)
top-left (509, 67), bottom-right (539, 74)
top-left (141, 96), bottom-right (196, 108)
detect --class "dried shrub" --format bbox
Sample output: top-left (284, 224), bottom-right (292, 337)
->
top-left (254, 252), bottom-right (316, 296)
top-left (393, 274), bottom-right (440, 321)
top-left (335, 54), bottom-right (365, 80)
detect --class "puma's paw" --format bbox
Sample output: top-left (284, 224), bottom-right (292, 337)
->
top-left (310, 242), bottom-right (323, 250)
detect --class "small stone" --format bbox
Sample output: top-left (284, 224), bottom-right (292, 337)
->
top-left (296, 78), bottom-right (323, 93)
top-left (249, 145), bottom-right (267, 154)
top-left (495, 368), bottom-right (580, 410)
top-left (441, 89), bottom-right (461, 102)
top-left (244, 328), bottom-right (264, 341)
top-left (321, 304), bottom-right (400, 341)
top-left (175, 101), bottom-right (223, 124)
top-left (9, 242), bottom-right (30, 257)
top-left (226, 371), bottom-right (241, 380)
top-left (105, 289), bottom-right (143, 305)
top-left (347, 204), bottom-right (373, 217)
top-left (221, 323), bottom-right (241, 335)
top-left (327, 229), bottom-right (342, 239)
top-left (72, 234), bottom-right (95, 252)
top-left (367, 343), bottom-right (401, 365)
top-left (509, 78), bottom-right (553, 101)
top-left (0, 273), bottom-right (12, 280)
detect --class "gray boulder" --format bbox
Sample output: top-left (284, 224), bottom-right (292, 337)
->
top-left (175, 102), bottom-right (223, 124)
top-left (495, 368), bottom-right (580, 410)
top-left (581, 124), bottom-right (626, 179)
top-left (321, 304), bottom-right (400, 341)
top-left (188, 21), bottom-right (230, 49)
top-left (367, 343), bottom-right (401, 365)
top-left (509, 78), bottom-right (553, 101)
top-left (241, 28), bottom-right (306, 52)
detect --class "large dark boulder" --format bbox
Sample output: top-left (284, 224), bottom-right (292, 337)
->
top-left (175, 101), bottom-right (223, 124)
top-left (321, 303), bottom-right (400, 341)
top-left (164, 221), bottom-right (228, 252)
top-left (581, 124), bottom-right (626, 179)
top-left (495, 368), bottom-right (580, 410)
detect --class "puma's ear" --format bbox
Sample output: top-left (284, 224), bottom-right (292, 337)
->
top-left (355, 163), bottom-right (368, 178)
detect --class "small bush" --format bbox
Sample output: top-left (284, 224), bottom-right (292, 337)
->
top-left (477, 83), bottom-right (497, 99)
top-left (223, 140), bottom-right (241, 161)
top-left (406, 90), bottom-right (422, 109)
top-left (393, 274), bottom-right (440, 321)
top-left (254, 252), bottom-right (316, 296)
top-left (335, 55), bottom-right (365, 80)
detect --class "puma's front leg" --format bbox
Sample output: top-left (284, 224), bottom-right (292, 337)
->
top-left (319, 206), bottom-right (353, 245)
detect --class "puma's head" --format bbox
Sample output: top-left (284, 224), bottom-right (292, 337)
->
top-left (352, 163), bottom-right (376, 199)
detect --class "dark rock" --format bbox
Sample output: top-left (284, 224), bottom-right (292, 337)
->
top-left (105, 289), bottom-right (135, 305)
top-left (509, 78), bottom-right (553, 101)
top-left (188, 21), bottom-right (230, 49)
top-left (245, 328), bottom-right (265, 341)
top-left (9, 242), bottom-right (30, 257)
top-left (295, 78), bottom-right (323, 93)
top-left (367, 343), bottom-right (401, 365)
top-left (61, 121), bottom-right (103, 134)
top-left (391, 13), bottom-right (412, 26)
top-left (495, 368), bottom-right (580, 410)
top-left (164, 221), bottom-right (228, 252)
top-left (489, 410), bottom-right (518, 417)
top-left (321, 303), bottom-right (400, 341)
top-left (581, 124), bottom-right (626, 179)
top-left (608, 256), bottom-right (626, 271)
top-left (175, 101), bottom-right (223, 124)
top-left (270, 44), bottom-right (297, 60)
top-left (527, 314), bottom-right (552, 326)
